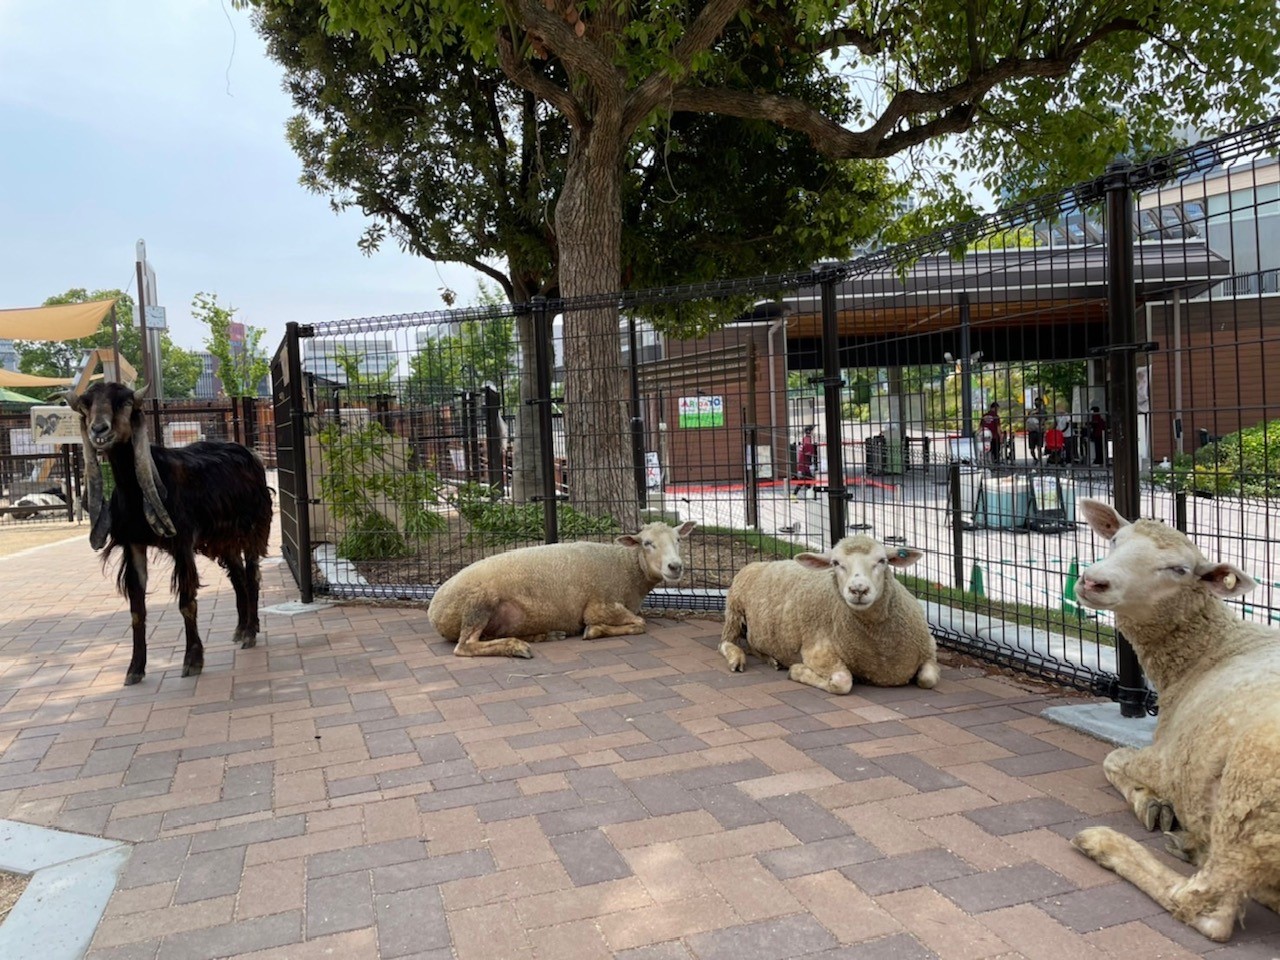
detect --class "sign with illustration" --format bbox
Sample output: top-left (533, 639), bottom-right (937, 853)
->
top-left (29, 406), bottom-right (82, 445)
top-left (677, 394), bottom-right (724, 428)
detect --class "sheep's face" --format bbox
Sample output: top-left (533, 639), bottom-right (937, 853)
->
top-left (67, 382), bottom-right (143, 453)
top-left (1075, 499), bottom-right (1254, 619)
top-left (617, 520), bottom-right (697, 585)
top-left (796, 535), bottom-right (923, 610)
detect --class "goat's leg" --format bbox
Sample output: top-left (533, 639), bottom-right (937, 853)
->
top-left (222, 552), bottom-right (261, 649)
top-left (176, 548), bottom-right (204, 677)
top-left (582, 601), bottom-right (644, 640)
top-left (122, 545), bottom-right (149, 686)
top-left (243, 551), bottom-right (262, 648)
top-left (1102, 746), bottom-right (1178, 832)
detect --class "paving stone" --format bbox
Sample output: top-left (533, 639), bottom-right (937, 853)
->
top-left (686, 914), bottom-right (838, 960)
top-left (934, 862), bottom-right (1076, 912)
top-left (173, 846), bottom-right (247, 905)
top-left (759, 835), bottom-right (883, 880)
top-left (965, 798), bottom-right (1086, 836)
top-left (550, 828), bottom-right (633, 886)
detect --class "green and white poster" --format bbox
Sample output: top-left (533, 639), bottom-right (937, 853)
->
top-left (678, 395), bottom-right (724, 428)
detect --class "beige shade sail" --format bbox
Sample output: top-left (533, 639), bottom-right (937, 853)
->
top-left (0, 369), bottom-right (76, 387)
top-left (0, 299), bottom-right (118, 340)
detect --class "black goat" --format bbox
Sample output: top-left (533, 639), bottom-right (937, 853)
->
top-left (67, 382), bottom-right (273, 685)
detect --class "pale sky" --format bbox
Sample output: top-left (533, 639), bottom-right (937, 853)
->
top-left (0, 0), bottom-right (479, 355)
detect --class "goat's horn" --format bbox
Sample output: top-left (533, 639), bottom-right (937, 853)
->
top-left (77, 417), bottom-right (111, 550)
top-left (131, 421), bottom-right (177, 538)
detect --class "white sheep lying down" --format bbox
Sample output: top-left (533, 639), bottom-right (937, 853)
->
top-left (429, 520), bottom-right (696, 658)
top-left (1070, 499), bottom-right (1280, 942)
top-left (719, 534), bottom-right (940, 694)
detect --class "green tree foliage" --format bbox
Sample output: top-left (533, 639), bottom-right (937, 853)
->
top-left (16, 288), bottom-right (201, 399)
top-left (406, 316), bottom-right (517, 403)
top-left (192, 292), bottom-right (271, 398)
top-left (249, 0), bottom-right (907, 304)
top-left (240, 0), bottom-right (1278, 523)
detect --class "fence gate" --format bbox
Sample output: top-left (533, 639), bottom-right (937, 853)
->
top-left (272, 325), bottom-right (313, 602)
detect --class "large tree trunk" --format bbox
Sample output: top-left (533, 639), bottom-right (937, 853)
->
top-left (555, 125), bottom-right (641, 530)
top-left (510, 311), bottom-right (545, 503)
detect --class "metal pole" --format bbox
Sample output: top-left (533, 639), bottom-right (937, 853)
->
top-left (1105, 159), bottom-right (1148, 719)
top-left (950, 461), bottom-right (965, 590)
top-left (530, 297), bottom-right (559, 543)
top-left (285, 322), bottom-right (314, 604)
top-left (628, 314), bottom-right (647, 504)
top-left (819, 273), bottom-right (847, 543)
top-left (109, 302), bottom-right (122, 383)
top-left (959, 293), bottom-right (973, 439)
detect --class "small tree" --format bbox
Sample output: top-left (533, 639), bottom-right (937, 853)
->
top-left (194, 292), bottom-right (271, 398)
top-left (16, 288), bottom-right (202, 399)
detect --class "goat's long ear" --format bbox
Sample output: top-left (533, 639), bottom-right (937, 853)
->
top-left (1196, 561), bottom-right (1256, 599)
top-left (1079, 498), bottom-right (1128, 541)
top-left (77, 413), bottom-right (110, 549)
top-left (131, 421), bottom-right (177, 538)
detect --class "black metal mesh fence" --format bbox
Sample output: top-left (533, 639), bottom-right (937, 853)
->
top-left (276, 116), bottom-right (1280, 700)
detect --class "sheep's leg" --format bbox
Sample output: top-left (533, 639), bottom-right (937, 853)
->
top-left (176, 548), bottom-right (204, 678)
top-left (583, 602), bottom-right (644, 640)
top-left (719, 599), bottom-right (748, 672)
top-left (122, 545), bottom-right (149, 686)
top-left (1072, 829), bottom-right (1245, 942)
top-left (453, 610), bottom-right (533, 659)
top-left (788, 662), bottom-right (854, 695)
top-left (915, 659), bottom-right (941, 689)
top-left (1102, 746), bottom-right (1178, 832)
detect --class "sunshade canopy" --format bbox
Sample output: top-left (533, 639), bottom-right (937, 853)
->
top-left (0, 387), bottom-right (43, 405)
top-left (0, 299), bottom-right (118, 341)
top-left (0, 369), bottom-right (76, 388)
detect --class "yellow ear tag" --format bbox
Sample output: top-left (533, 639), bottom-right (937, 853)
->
top-left (1223, 573), bottom-right (1237, 591)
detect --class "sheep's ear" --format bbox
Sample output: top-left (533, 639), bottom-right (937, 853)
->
top-left (1195, 562), bottom-right (1256, 598)
top-left (676, 520), bottom-right (696, 539)
top-left (794, 551), bottom-right (833, 570)
top-left (616, 533), bottom-right (642, 547)
top-left (888, 546), bottom-right (924, 569)
top-left (1079, 499), bottom-right (1128, 540)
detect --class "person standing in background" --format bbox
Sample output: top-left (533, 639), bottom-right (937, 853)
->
top-left (1025, 405), bottom-right (1044, 463)
top-left (1090, 406), bottom-right (1107, 465)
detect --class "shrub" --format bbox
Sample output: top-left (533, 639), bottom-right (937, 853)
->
top-left (1153, 419), bottom-right (1280, 498)
top-left (450, 482), bottom-right (618, 543)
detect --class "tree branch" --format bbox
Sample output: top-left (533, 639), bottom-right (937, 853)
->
top-left (497, 29), bottom-right (585, 130)
top-left (624, 0), bottom-right (747, 134)
top-left (671, 15), bottom-right (1146, 159)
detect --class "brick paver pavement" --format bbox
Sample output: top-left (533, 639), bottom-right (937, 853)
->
top-left (1, 532), bottom-right (1277, 959)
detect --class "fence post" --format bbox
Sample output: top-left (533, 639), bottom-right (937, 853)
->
top-left (628, 314), bottom-right (647, 504)
top-left (1104, 159), bottom-right (1148, 718)
top-left (950, 461), bottom-right (965, 590)
top-left (285, 321), bottom-right (314, 604)
top-left (819, 271), bottom-right (847, 545)
top-left (529, 297), bottom-right (560, 544)
top-left (958, 293), bottom-right (973, 439)
top-left (483, 385), bottom-right (505, 493)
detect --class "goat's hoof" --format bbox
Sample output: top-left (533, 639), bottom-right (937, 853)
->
top-left (511, 641), bottom-right (534, 659)
top-left (182, 664), bottom-right (203, 677)
top-left (240, 637), bottom-right (258, 649)
top-left (123, 672), bottom-right (144, 686)
top-left (547, 631), bottom-right (567, 643)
